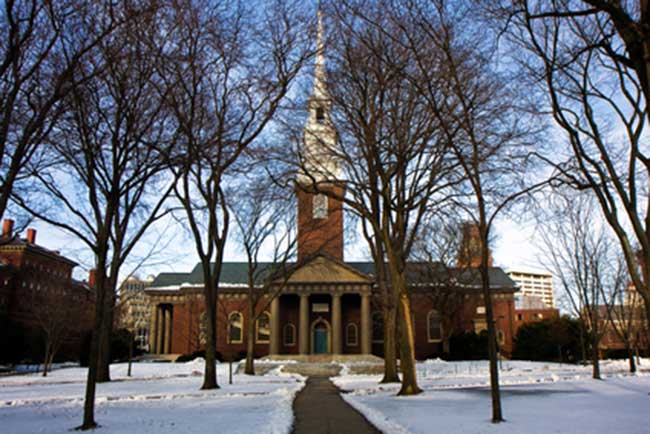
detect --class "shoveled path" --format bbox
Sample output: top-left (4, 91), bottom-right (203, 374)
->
top-left (291, 377), bottom-right (381, 434)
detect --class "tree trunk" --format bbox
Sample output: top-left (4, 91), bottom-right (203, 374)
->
top-left (380, 303), bottom-right (399, 383)
top-left (42, 341), bottom-right (51, 377)
top-left (591, 330), bottom-right (601, 380)
top-left (96, 293), bottom-right (114, 383)
top-left (78, 267), bottom-right (109, 430)
top-left (127, 334), bottom-right (133, 377)
top-left (244, 301), bottom-right (256, 375)
top-left (479, 219), bottom-right (503, 423)
top-left (395, 291), bottom-right (421, 395)
top-left (201, 279), bottom-right (219, 390)
top-left (627, 344), bottom-right (636, 373)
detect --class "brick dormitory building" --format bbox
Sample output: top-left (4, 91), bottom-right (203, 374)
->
top-left (0, 219), bottom-right (95, 364)
top-left (143, 20), bottom-right (521, 361)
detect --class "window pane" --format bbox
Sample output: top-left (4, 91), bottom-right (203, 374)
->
top-left (283, 324), bottom-right (295, 346)
top-left (229, 313), bottom-right (242, 343)
top-left (257, 313), bottom-right (270, 343)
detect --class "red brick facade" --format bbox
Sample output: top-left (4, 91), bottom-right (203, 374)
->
top-left (151, 287), bottom-right (518, 360)
top-left (0, 220), bottom-right (95, 363)
top-left (296, 184), bottom-right (345, 261)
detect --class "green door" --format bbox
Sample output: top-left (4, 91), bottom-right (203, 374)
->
top-left (314, 324), bottom-right (328, 354)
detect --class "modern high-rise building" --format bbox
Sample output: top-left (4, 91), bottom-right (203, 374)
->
top-left (506, 267), bottom-right (555, 309)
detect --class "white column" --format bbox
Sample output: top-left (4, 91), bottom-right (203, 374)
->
top-left (270, 297), bottom-right (281, 355)
top-left (332, 294), bottom-right (342, 354)
top-left (163, 307), bottom-right (172, 354)
top-left (361, 294), bottom-right (371, 354)
top-left (156, 306), bottom-right (164, 354)
top-left (149, 305), bottom-right (158, 353)
top-left (299, 294), bottom-right (309, 355)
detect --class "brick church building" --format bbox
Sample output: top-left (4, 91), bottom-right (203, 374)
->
top-left (144, 14), bottom-right (519, 361)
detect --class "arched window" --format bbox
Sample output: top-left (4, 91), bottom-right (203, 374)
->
top-left (283, 323), bottom-right (296, 346)
top-left (313, 194), bottom-right (328, 219)
top-left (372, 312), bottom-right (384, 343)
top-left (346, 323), bottom-right (358, 346)
top-left (427, 310), bottom-right (443, 343)
top-left (228, 312), bottom-right (243, 344)
top-left (256, 312), bottom-right (271, 343)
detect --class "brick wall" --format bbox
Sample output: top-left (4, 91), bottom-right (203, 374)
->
top-left (296, 184), bottom-right (345, 261)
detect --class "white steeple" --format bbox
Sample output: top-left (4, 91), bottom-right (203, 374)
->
top-left (313, 7), bottom-right (329, 101)
top-left (299, 5), bottom-right (339, 183)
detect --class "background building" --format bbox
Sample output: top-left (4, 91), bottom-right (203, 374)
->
top-left (117, 275), bottom-right (154, 351)
top-left (507, 267), bottom-right (556, 309)
top-left (0, 219), bottom-right (95, 364)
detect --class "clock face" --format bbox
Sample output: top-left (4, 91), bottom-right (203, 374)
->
top-left (313, 194), bottom-right (328, 219)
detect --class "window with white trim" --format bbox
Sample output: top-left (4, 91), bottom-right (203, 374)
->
top-left (256, 312), bottom-right (271, 343)
top-left (228, 312), bottom-right (243, 344)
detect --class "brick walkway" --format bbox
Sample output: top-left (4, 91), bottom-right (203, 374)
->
top-left (291, 377), bottom-right (381, 434)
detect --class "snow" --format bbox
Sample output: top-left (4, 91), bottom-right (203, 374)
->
top-left (333, 359), bottom-right (650, 434)
top-left (3, 358), bottom-right (649, 433)
top-left (0, 360), bottom-right (304, 434)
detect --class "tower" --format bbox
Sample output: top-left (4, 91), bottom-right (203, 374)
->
top-left (297, 8), bottom-right (344, 262)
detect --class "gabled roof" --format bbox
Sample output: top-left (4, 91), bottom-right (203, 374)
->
top-left (345, 261), bottom-right (517, 291)
top-left (149, 255), bottom-right (516, 292)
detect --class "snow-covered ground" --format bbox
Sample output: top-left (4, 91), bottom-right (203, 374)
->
top-left (0, 359), bottom-right (304, 434)
top-left (2, 358), bottom-right (649, 434)
top-left (334, 359), bottom-right (650, 434)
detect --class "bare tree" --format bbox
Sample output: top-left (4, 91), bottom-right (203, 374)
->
top-left (538, 192), bottom-right (617, 379)
top-left (601, 261), bottom-right (644, 373)
top-left (161, 0), bottom-right (311, 390)
top-left (399, 0), bottom-right (547, 421)
top-left (31, 288), bottom-right (75, 377)
top-left (229, 174), bottom-right (298, 375)
top-left (488, 0), bottom-right (650, 331)
top-left (414, 221), bottom-right (472, 355)
top-left (0, 1), bottom-right (121, 225)
top-left (13, 3), bottom-right (176, 428)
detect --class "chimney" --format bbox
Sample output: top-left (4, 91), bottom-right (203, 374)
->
top-left (26, 228), bottom-right (36, 244)
top-left (89, 269), bottom-right (97, 288)
top-left (2, 219), bottom-right (14, 237)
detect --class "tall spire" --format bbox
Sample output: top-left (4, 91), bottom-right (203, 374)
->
top-left (299, 1), bottom-right (339, 183)
top-left (313, 4), bottom-right (328, 100)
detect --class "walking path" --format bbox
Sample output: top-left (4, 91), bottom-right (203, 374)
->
top-left (291, 376), bottom-right (381, 434)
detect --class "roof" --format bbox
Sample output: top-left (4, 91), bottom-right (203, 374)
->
top-left (151, 263), bottom-right (282, 288)
top-left (0, 236), bottom-right (78, 266)
top-left (505, 266), bottom-right (553, 277)
top-left (149, 256), bottom-right (517, 293)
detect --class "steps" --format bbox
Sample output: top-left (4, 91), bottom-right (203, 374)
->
top-left (254, 354), bottom-right (385, 376)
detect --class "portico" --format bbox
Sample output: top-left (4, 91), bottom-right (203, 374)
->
top-left (268, 256), bottom-right (373, 356)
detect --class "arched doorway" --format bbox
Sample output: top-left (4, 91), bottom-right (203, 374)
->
top-left (311, 319), bottom-right (331, 354)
